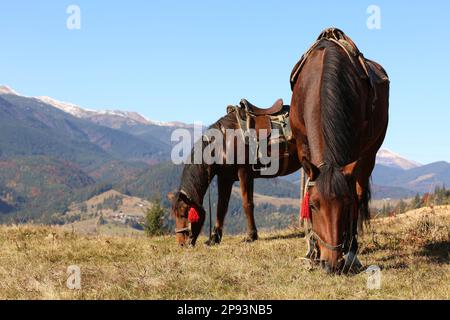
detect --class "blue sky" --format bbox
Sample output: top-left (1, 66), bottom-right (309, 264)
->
top-left (0, 1), bottom-right (449, 164)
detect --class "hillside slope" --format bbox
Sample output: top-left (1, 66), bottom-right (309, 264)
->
top-left (372, 162), bottom-right (450, 193)
top-left (0, 206), bottom-right (448, 299)
top-left (0, 156), bottom-right (96, 221)
top-left (0, 94), bottom-right (169, 165)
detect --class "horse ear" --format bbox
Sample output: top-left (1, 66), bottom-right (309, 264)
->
top-left (341, 160), bottom-right (358, 176)
top-left (167, 192), bottom-right (176, 202)
top-left (177, 192), bottom-right (191, 205)
top-left (302, 157), bottom-right (320, 180)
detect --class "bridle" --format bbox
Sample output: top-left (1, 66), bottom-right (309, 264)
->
top-left (175, 226), bottom-right (190, 234)
top-left (174, 189), bottom-right (194, 236)
top-left (174, 159), bottom-right (213, 241)
top-left (309, 230), bottom-right (345, 252)
top-left (304, 163), bottom-right (355, 253)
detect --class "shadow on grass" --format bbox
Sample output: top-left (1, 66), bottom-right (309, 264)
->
top-left (372, 252), bottom-right (410, 270)
top-left (368, 240), bottom-right (450, 270)
top-left (419, 240), bottom-right (450, 264)
top-left (262, 231), bottom-right (306, 241)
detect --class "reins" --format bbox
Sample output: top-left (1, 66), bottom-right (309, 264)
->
top-left (203, 134), bottom-right (213, 242)
top-left (207, 166), bottom-right (212, 242)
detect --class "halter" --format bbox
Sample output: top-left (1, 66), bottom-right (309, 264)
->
top-left (309, 230), bottom-right (345, 252)
top-left (174, 156), bottom-right (213, 241)
top-left (175, 226), bottom-right (190, 234)
top-left (174, 189), bottom-right (194, 235)
top-left (303, 162), bottom-right (352, 252)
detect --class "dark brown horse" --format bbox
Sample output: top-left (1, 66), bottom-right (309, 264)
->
top-left (290, 28), bottom-right (389, 273)
top-left (168, 102), bottom-right (300, 246)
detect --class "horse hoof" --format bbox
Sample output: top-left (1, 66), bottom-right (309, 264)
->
top-left (204, 240), bottom-right (213, 246)
top-left (204, 233), bottom-right (221, 246)
top-left (242, 236), bottom-right (257, 243)
top-left (342, 252), bottom-right (363, 274)
top-left (205, 239), bottom-right (219, 247)
top-left (242, 230), bottom-right (258, 243)
top-left (187, 238), bottom-right (196, 248)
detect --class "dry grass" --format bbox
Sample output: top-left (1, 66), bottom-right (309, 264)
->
top-left (232, 188), bottom-right (300, 207)
top-left (0, 206), bottom-right (449, 300)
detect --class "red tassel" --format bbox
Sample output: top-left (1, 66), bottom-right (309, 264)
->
top-left (188, 207), bottom-right (200, 223)
top-left (301, 192), bottom-right (311, 220)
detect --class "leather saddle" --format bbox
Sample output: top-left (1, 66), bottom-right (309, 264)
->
top-left (227, 98), bottom-right (293, 143)
top-left (240, 98), bottom-right (285, 116)
top-left (226, 99), bottom-right (294, 170)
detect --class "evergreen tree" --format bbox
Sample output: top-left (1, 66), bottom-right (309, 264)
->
top-left (144, 199), bottom-right (166, 236)
top-left (434, 185), bottom-right (446, 205)
top-left (412, 193), bottom-right (421, 209)
top-left (80, 203), bottom-right (88, 213)
top-left (97, 213), bottom-right (106, 226)
top-left (397, 199), bottom-right (407, 214)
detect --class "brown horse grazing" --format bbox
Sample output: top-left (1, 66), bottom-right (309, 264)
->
top-left (289, 28), bottom-right (389, 273)
top-left (168, 100), bottom-right (301, 247)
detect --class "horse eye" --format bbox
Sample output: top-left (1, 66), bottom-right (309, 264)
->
top-left (309, 201), bottom-right (320, 211)
top-left (177, 209), bottom-right (187, 218)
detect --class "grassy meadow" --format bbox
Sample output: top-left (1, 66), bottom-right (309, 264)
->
top-left (0, 206), bottom-right (448, 300)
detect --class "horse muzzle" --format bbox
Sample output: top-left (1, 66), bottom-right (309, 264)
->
top-left (175, 226), bottom-right (191, 246)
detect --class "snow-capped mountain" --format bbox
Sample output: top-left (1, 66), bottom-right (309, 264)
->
top-left (0, 85), bottom-right (19, 95)
top-left (376, 149), bottom-right (422, 170)
top-left (36, 95), bottom-right (184, 128)
top-left (36, 95), bottom-right (155, 127)
top-left (0, 85), bottom-right (187, 128)
top-left (36, 96), bottom-right (95, 118)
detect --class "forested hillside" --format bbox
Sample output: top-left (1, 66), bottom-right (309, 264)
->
top-left (1, 87), bottom-right (447, 233)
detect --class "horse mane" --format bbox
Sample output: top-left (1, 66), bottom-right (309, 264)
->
top-left (314, 40), bottom-right (371, 223)
top-left (318, 40), bottom-right (360, 167)
top-left (176, 112), bottom-right (237, 209)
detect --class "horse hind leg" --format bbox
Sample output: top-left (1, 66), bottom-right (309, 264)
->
top-left (238, 167), bottom-right (258, 242)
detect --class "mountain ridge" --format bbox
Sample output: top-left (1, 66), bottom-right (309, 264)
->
top-left (0, 84), bottom-right (448, 224)
top-left (375, 149), bottom-right (422, 170)
top-left (36, 94), bottom-right (191, 128)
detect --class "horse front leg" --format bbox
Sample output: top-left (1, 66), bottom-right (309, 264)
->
top-left (188, 214), bottom-right (205, 247)
top-left (343, 169), bottom-right (374, 273)
top-left (205, 175), bottom-right (233, 246)
top-left (238, 167), bottom-right (258, 242)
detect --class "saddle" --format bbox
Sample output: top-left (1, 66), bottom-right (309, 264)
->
top-left (227, 99), bottom-right (293, 146)
top-left (240, 98), bottom-right (285, 116)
